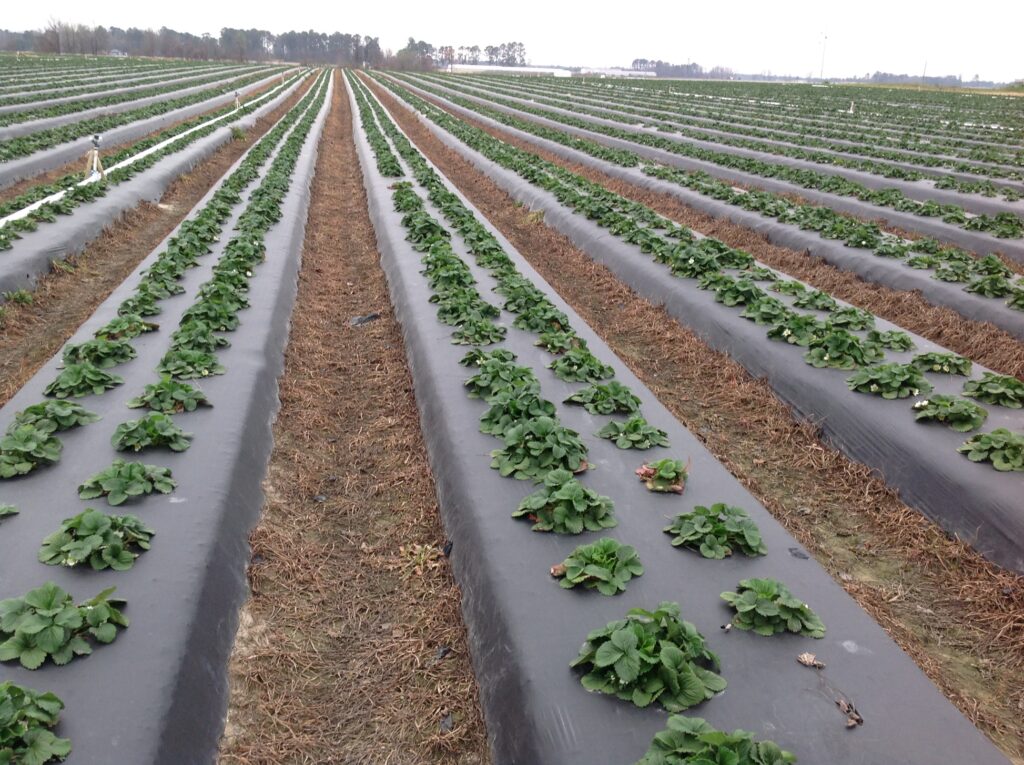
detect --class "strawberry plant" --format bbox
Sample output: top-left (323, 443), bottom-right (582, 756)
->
top-left (157, 349), bottom-right (226, 380)
top-left (714, 278), bottom-right (765, 307)
top-left (459, 348), bottom-right (517, 367)
top-left (566, 381), bottom-right (641, 415)
top-left (513, 468), bottom-right (615, 533)
top-left (116, 292), bottom-right (160, 318)
top-left (772, 280), bottom-right (806, 296)
top-left (127, 376), bottom-right (211, 414)
top-left (536, 330), bottom-right (587, 354)
top-left (792, 289), bottom-right (838, 312)
top-left (38, 509), bottom-right (153, 571)
top-left (512, 302), bottom-right (572, 333)
top-left (736, 266), bottom-right (779, 282)
top-left (112, 413), bottom-right (192, 453)
top-left (465, 358), bottom-right (536, 401)
top-left (0, 583), bottom-right (128, 669)
top-left (43, 363), bottom-right (123, 398)
top-left (804, 329), bottom-right (883, 369)
top-left (966, 276), bottom-right (1015, 298)
top-left (0, 426), bottom-right (62, 479)
top-left (913, 395), bottom-right (987, 432)
top-left (0, 681), bottom-right (71, 765)
top-left (571, 602), bottom-right (725, 712)
top-left (740, 296), bottom-right (793, 326)
top-left (431, 288), bottom-right (499, 326)
top-left (1008, 287), bottom-right (1024, 312)
top-left (847, 363), bottom-right (932, 399)
top-left (480, 388), bottom-right (556, 437)
top-left (61, 339), bottom-right (136, 369)
top-left (664, 503), bottom-right (766, 559)
top-left (93, 314), bottom-right (158, 341)
top-left (180, 301), bottom-right (240, 332)
top-left (78, 459), bottom-right (176, 506)
top-left (450, 317), bottom-right (506, 346)
top-left (170, 322), bottom-right (231, 354)
top-left (549, 348), bottom-right (614, 383)
top-left (866, 329), bottom-right (915, 351)
top-left (828, 306), bottom-right (875, 331)
top-left (958, 429), bottom-right (1024, 472)
top-left (721, 578), bottom-right (825, 638)
top-left (911, 351), bottom-right (972, 376)
top-left (766, 314), bottom-right (829, 346)
top-left (491, 417), bottom-right (589, 480)
top-left (9, 401), bottom-right (98, 434)
top-left (551, 538), bottom-right (642, 595)
top-left (962, 372), bottom-right (1024, 408)
top-left (634, 715), bottom-right (795, 765)
top-left (636, 458), bottom-right (688, 493)
top-left (599, 416), bottom-right (670, 450)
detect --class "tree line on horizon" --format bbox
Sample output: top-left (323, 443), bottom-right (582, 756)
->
top-left (0, 21), bottom-right (531, 72)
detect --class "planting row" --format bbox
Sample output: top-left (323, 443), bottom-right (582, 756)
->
top-left (0, 69), bottom-right (312, 287)
top-left (347, 71), bottom-right (1011, 765)
top-left (397, 74), bottom-right (1024, 243)
top-left (388, 75), bottom-right (1024, 334)
top-left (368, 73), bottom-right (1024, 572)
top-left (0, 68), bottom-right (330, 764)
top-left (419, 73), bottom-right (1024, 203)
top-left (0, 62), bottom-right (256, 106)
top-left (0, 67), bottom-right (290, 163)
top-left (470, 74), bottom-right (1024, 178)
top-left (0, 65), bottom-right (273, 129)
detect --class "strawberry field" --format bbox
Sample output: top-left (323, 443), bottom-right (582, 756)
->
top-left (0, 57), bottom-right (1021, 765)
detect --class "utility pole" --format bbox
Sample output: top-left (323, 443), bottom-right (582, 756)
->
top-left (819, 34), bottom-right (828, 81)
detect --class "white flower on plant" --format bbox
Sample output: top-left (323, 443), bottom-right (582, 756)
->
top-left (870, 384), bottom-right (879, 392)
top-left (783, 329), bottom-right (792, 337)
top-left (911, 388), bottom-right (920, 396)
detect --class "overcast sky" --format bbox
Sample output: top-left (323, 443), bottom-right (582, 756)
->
top-left (5, 0), bottom-right (1022, 82)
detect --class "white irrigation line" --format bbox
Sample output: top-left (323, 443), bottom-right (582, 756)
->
top-left (0, 70), bottom-right (307, 228)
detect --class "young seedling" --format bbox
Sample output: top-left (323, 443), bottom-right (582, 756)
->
top-left (93, 314), bottom-right (158, 341)
top-left (0, 681), bottom-right (72, 764)
top-left (721, 578), bottom-right (826, 638)
top-left (513, 469), bottom-right (615, 533)
top-left (551, 538), bottom-right (642, 595)
top-left (962, 372), bottom-right (1024, 408)
top-left (78, 459), bottom-right (176, 506)
top-left (566, 381), bottom-right (642, 416)
top-left (127, 376), bottom-right (211, 414)
top-left (0, 425), bottom-right (62, 478)
top-left (0, 583), bottom-right (128, 669)
top-left (548, 348), bottom-right (614, 383)
top-left (112, 413), bottom-right (192, 453)
top-left (866, 329), bottom-right (915, 351)
top-left (911, 351), bottom-right (972, 376)
top-left (664, 504), bottom-right (767, 559)
top-left (39, 508), bottom-right (154, 571)
top-left (43, 362), bottom-right (123, 398)
top-left (492, 417), bottom-right (589, 480)
top-left (571, 602), bottom-right (725, 712)
top-left (847, 363), bottom-right (932, 399)
top-left (636, 458), bottom-right (689, 494)
top-left (598, 416), bottom-right (670, 450)
top-left (9, 401), bottom-right (98, 434)
top-left (912, 395), bottom-right (987, 432)
top-left (61, 338), bottom-right (136, 369)
top-left (958, 429), bottom-right (1024, 472)
top-left (634, 715), bottom-right (795, 765)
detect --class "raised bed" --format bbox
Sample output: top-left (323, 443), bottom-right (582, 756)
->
top-left (0, 68), bottom-right (299, 189)
top-left (395, 76), bottom-right (1024, 262)
top-left (349, 73), bottom-right (1011, 765)
top-left (0, 72), bottom-right (311, 296)
top-left (0, 72), bottom-right (329, 764)
top-left (371, 75), bottom-right (1024, 574)
top-left (384, 75), bottom-right (1024, 341)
